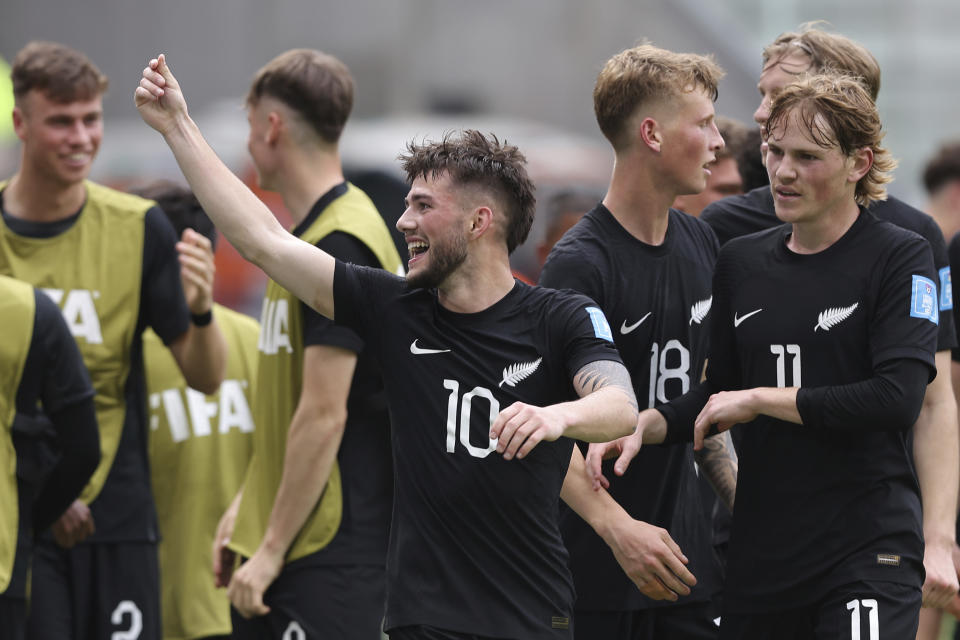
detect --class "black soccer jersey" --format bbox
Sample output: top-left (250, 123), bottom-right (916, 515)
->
top-left (699, 210), bottom-right (936, 613)
top-left (949, 232), bottom-right (960, 363)
top-left (539, 205), bottom-right (719, 611)
top-left (701, 186), bottom-right (956, 351)
top-left (333, 261), bottom-right (623, 639)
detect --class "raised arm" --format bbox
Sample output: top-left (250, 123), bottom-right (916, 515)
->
top-left (134, 55), bottom-right (336, 319)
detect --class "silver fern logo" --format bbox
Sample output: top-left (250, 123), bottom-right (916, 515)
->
top-left (498, 357), bottom-right (543, 388)
top-left (814, 302), bottom-right (859, 331)
top-left (689, 296), bottom-right (713, 325)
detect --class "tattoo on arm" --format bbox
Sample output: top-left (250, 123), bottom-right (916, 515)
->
top-left (573, 360), bottom-right (639, 413)
top-left (694, 430), bottom-right (738, 511)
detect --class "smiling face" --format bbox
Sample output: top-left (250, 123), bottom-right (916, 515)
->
top-left (765, 106), bottom-right (867, 226)
top-left (14, 90), bottom-right (103, 188)
top-left (658, 88), bottom-right (726, 196)
top-left (397, 172), bottom-right (470, 289)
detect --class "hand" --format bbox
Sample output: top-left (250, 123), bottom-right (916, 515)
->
top-left (51, 500), bottom-right (95, 548)
top-left (212, 496), bottom-right (241, 588)
top-left (177, 228), bottom-right (216, 315)
top-left (489, 402), bottom-right (566, 460)
top-left (226, 546), bottom-right (284, 619)
top-left (604, 517), bottom-right (696, 601)
top-left (134, 54), bottom-right (189, 136)
top-left (693, 390), bottom-right (757, 450)
top-left (585, 430), bottom-right (642, 491)
top-left (921, 537), bottom-right (959, 608)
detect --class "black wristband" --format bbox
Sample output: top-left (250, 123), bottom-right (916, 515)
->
top-left (190, 310), bottom-right (213, 327)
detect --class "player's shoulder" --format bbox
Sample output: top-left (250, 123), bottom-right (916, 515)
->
top-left (84, 180), bottom-right (154, 218)
top-left (719, 223), bottom-right (784, 261)
top-left (668, 208), bottom-right (719, 249)
top-left (701, 186), bottom-right (774, 220)
top-left (549, 205), bottom-right (608, 254)
top-left (518, 280), bottom-right (600, 315)
top-left (869, 196), bottom-right (944, 247)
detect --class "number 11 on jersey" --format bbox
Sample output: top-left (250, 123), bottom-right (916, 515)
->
top-left (770, 344), bottom-right (802, 388)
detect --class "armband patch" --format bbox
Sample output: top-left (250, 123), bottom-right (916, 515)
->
top-left (585, 306), bottom-right (613, 342)
top-left (910, 275), bottom-right (939, 324)
top-left (939, 266), bottom-right (953, 310)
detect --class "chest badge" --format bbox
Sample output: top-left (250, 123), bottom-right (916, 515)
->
top-left (689, 296), bottom-right (713, 325)
top-left (814, 302), bottom-right (859, 332)
top-left (499, 357), bottom-right (543, 388)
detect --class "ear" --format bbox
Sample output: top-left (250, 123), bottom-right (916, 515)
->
top-left (12, 106), bottom-right (26, 141)
top-left (469, 205), bottom-right (494, 240)
top-left (638, 117), bottom-right (662, 153)
top-left (848, 147), bottom-right (873, 184)
top-left (266, 111), bottom-right (282, 145)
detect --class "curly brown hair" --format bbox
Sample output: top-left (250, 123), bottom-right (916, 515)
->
top-left (399, 130), bottom-right (536, 255)
top-left (765, 74), bottom-right (896, 206)
top-left (594, 44), bottom-right (724, 151)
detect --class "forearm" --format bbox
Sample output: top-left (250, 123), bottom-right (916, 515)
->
top-left (34, 400), bottom-right (100, 530)
top-left (560, 447), bottom-right (630, 539)
top-left (914, 352), bottom-right (959, 546)
top-left (693, 430), bottom-right (738, 511)
top-left (797, 358), bottom-right (928, 431)
top-left (259, 409), bottom-right (345, 556)
top-left (176, 323), bottom-right (227, 394)
top-left (560, 386), bottom-right (638, 443)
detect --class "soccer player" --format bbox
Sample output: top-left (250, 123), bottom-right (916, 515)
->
top-left (596, 73), bottom-right (938, 638)
top-left (0, 274), bottom-right (100, 640)
top-left (673, 115), bottom-right (749, 217)
top-left (697, 25), bottom-right (960, 613)
top-left (207, 49), bottom-right (404, 639)
top-left (135, 53), bottom-right (691, 639)
top-left (131, 181), bottom-right (259, 640)
top-left (540, 44), bottom-right (736, 638)
top-left (0, 41), bottom-right (227, 640)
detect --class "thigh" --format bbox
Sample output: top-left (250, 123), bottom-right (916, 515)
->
top-left (92, 542), bottom-right (162, 640)
top-left (26, 540), bottom-right (84, 640)
top-left (720, 609), bottom-right (814, 640)
top-left (0, 595), bottom-right (27, 640)
top-left (235, 563), bottom-right (386, 640)
top-left (571, 610), bottom-right (633, 640)
top-left (654, 602), bottom-right (721, 640)
top-left (814, 580), bottom-right (921, 640)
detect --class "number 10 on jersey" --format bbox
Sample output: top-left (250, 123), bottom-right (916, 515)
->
top-left (444, 379), bottom-right (499, 458)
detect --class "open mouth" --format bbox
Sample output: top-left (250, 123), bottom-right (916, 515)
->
top-left (774, 186), bottom-right (800, 200)
top-left (407, 239), bottom-right (429, 265)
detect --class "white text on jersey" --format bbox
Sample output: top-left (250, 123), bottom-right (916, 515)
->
top-left (41, 288), bottom-right (103, 344)
top-left (149, 379), bottom-right (254, 442)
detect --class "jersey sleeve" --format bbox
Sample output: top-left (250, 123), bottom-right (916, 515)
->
top-left (547, 291), bottom-right (623, 380)
top-left (538, 244), bottom-right (604, 303)
top-left (919, 215), bottom-right (956, 351)
top-left (301, 232), bottom-right (381, 352)
top-left (332, 260), bottom-right (406, 354)
top-left (140, 206), bottom-right (191, 344)
top-left (950, 233), bottom-right (960, 362)
top-left (869, 236), bottom-right (939, 375)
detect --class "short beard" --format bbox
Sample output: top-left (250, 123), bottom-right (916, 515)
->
top-left (406, 232), bottom-right (468, 290)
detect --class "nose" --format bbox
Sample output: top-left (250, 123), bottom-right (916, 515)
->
top-left (67, 120), bottom-right (92, 147)
top-left (711, 122), bottom-right (725, 152)
top-left (753, 97), bottom-right (771, 127)
top-left (774, 155), bottom-right (796, 182)
top-left (396, 206), bottom-right (414, 233)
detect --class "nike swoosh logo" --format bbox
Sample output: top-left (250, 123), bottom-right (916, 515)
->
top-left (733, 309), bottom-right (763, 327)
top-left (410, 339), bottom-right (451, 355)
top-left (620, 312), bottom-right (651, 335)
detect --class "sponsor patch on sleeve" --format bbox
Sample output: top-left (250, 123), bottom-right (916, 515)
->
top-left (910, 275), bottom-right (939, 325)
top-left (585, 306), bottom-right (613, 342)
top-left (940, 266), bottom-right (953, 310)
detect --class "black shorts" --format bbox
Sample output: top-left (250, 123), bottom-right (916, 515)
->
top-left (230, 561), bottom-right (385, 640)
top-left (574, 602), bottom-right (719, 640)
top-left (720, 580), bottom-right (920, 640)
top-left (0, 595), bottom-right (27, 640)
top-left (27, 539), bottom-right (160, 640)
top-left (389, 625), bottom-right (503, 640)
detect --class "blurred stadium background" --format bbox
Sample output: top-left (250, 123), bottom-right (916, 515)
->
top-left (2, 0), bottom-right (958, 314)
